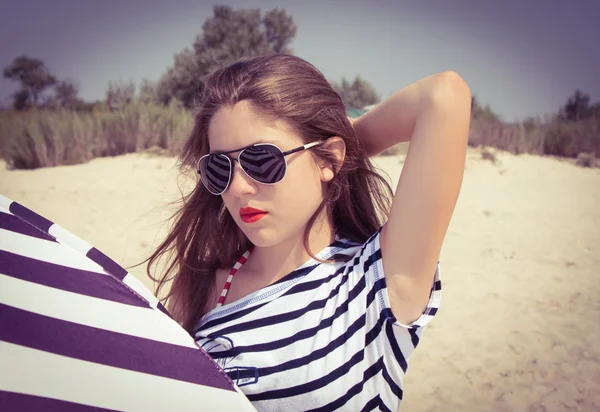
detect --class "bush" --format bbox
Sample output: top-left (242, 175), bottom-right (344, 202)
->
top-left (575, 152), bottom-right (596, 168)
top-left (481, 148), bottom-right (497, 164)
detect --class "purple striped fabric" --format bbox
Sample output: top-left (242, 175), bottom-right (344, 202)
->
top-left (0, 250), bottom-right (149, 308)
top-left (0, 212), bottom-right (56, 242)
top-left (0, 304), bottom-right (233, 390)
top-left (8, 201), bottom-right (54, 234)
top-left (86, 247), bottom-right (129, 281)
top-left (0, 391), bottom-right (116, 412)
top-left (0, 194), bottom-right (256, 411)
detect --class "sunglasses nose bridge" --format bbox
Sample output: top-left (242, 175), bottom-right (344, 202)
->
top-left (228, 156), bottom-right (259, 194)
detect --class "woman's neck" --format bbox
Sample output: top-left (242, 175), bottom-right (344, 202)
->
top-left (242, 213), bottom-right (335, 284)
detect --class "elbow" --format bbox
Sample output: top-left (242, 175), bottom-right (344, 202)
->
top-left (438, 71), bottom-right (471, 95)
top-left (428, 71), bottom-right (472, 112)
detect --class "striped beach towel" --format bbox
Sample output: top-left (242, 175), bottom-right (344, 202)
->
top-left (0, 194), bottom-right (255, 411)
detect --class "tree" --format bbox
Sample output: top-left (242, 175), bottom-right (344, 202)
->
top-left (263, 8), bottom-right (297, 54)
top-left (106, 81), bottom-right (135, 109)
top-left (157, 48), bottom-right (200, 107)
top-left (471, 95), bottom-right (500, 122)
top-left (332, 76), bottom-right (380, 109)
top-left (3, 55), bottom-right (57, 109)
top-left (159, 6), bottom-right (297, 108)
top-left (559, 89), bottom-right (599, 122)
top-left (52, 79), bottom-right (83, 109)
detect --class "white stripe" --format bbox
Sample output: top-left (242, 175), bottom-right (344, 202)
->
top-left (0, 229), bottom-right (106, 274)
top-left (0, 195), bottom-right (14, 213)
top-left (49, 224), bottom-right (93, 255)
top-left (0, 342), bottom-right (256, 412)
top-left (220, 289), bottom-right (228, 297)
top-left (122, 273), bottom-right (159, 309)
top-left (226, 274), bottom-right (234, 283)
top-left (0, 274), bottom-right (196, 348)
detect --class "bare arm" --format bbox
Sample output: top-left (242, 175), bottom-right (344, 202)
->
top-left (353, 71), bottom-right (471, 324)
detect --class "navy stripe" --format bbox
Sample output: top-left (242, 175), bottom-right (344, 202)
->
top-left (195, 300), bottom-right (271, 334)
top-left (379, 400), bottom-right (393, 412)
top-left (409, 328), bottom-right (420, 348)
top-left (247, 346), bottom-right (365, 401)
top-left (0, 304), bottom-right (234, 391)
top-left (8, 201), bottom-right (54, 235)
top-left (281, 262), bottom-right (351, 297)
top-left (86, 247), bottom-right (128, 281)
top-left (256, 313), bottom-right (366, 377)
top-left (204, 267), bottom-right (354, 338)
top-left (360, 395), bottom-right (393, 412)
top-left (0, 391), bottom-right (116, 411)
top-left (331, 239), bottom-right (362, 249)
top-left (0, 251), bottom-right (149, 308)
top-left (385, 319), bottom-right (408, 373)
top-left (307, 357), bottom-right (385, 412)
top-left (0, 212), bottom-right (56, 242)
top-left (382, 307), bottom-right (396, 322)
top-left (365, 309), bottom-right (389, 348)
top-left (382, 361), bottom-right (404, 400)
top-left (328, 252), bottom-right (354, 261)
top-left (360, 395), bottom-right (380, 412)
top-left (210, 274), bottom-right (366, 359)
top-left (270, 243), bottom-right (358, 288)
top-left (362, 247), bottom-right (382, 275)
top-left (270, 263), bottom-right (318, 286)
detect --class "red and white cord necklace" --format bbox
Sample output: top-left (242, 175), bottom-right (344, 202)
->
top-left (216, 247), bottom-right (253, 308)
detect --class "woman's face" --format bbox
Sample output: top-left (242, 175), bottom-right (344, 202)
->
top-left (207, 100), bottom-right (329, 247)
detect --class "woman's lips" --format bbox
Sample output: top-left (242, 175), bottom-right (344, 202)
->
top-left (239, 207), bottom-right (268, 223)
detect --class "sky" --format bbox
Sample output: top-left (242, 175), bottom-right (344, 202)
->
top-left (0, 0), bottom-right (598, 122)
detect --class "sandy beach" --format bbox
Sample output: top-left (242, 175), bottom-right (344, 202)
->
top-left (1, 148), bottom-right (599, 411)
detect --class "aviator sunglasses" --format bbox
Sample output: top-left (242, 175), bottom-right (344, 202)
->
top-left (198, 141), bottom-right (326, 195)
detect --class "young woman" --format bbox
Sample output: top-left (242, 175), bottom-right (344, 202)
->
top-left (148, 54), bottom-right (471, 411)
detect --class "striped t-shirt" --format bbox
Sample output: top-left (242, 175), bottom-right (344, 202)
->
top-left (193, 227), bottom-right (441, 411)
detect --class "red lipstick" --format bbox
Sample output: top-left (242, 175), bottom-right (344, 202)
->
top-left (239, 207), bottom-right (268, 223)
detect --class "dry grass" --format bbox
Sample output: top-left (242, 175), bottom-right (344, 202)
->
top-left (0, 103), bottom-right (192, 169)
top-left (468, 114), bottom-right (600, 165)
top-left (1, 105), bottom-right (599, 169)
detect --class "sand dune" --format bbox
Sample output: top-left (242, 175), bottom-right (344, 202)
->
top-left (1, 148), bottom-right (599, 411)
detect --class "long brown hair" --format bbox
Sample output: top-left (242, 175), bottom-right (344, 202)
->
top-left (146, 54), bottom-right (393, 332)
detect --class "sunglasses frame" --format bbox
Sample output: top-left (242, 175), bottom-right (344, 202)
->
top-left (197, 140), bottom-right (325, 195)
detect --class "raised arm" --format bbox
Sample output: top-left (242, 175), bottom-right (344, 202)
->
top-left (353, 71), bottom-right (471, 324)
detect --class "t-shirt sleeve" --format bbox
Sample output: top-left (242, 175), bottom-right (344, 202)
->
top-left (346, 225), bottom-right (441, 384)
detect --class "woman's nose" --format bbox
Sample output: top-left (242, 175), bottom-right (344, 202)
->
top-left (227, 160), bottom-right (257, 195)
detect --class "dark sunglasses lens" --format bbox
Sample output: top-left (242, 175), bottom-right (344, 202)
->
top-left (199, 154), bottom-right (231, 194)
top-left (239, 145), bottom-right (286, 184)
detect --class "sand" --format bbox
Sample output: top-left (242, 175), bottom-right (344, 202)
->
top-left (1, 148), bottom-right (599, 411)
